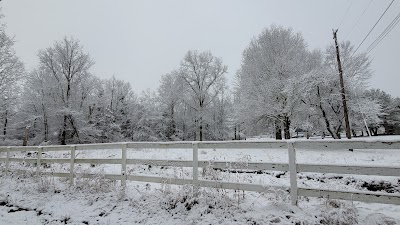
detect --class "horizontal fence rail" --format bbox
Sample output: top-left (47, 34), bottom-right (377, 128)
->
top-left (1, 140), bottom-right (400, 206)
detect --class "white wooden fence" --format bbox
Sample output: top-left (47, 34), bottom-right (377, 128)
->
top-left (1, 140), bottom-right (400, 206)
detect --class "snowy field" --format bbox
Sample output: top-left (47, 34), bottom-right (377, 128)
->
top-left (0, 136), bottom-right (400, 224)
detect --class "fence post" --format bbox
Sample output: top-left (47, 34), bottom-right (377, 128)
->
top-left (121, 143), bottom-right (127, 188)
top-left (36, 146), bottom-right (42, 176)
top-left (192, 142), bottom-right (199, 189)
top-left (287, 141), bottom-right (298, 206)
top-left (6, 147), bottom-right (10, 174)
top-left (70, 145), bottom-right (76, 186)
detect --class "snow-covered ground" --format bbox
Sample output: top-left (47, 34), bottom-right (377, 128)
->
top-left (1, 136), bottom-right (399, 224)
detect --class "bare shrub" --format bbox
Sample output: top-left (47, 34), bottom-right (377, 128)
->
top-left (320, 199), bottom-right (358, 225)
top-left (74, 170), bottom-right (116, 193)
top-left (11, 169), bottom-right (35, 179)
top-left (35, 175), bottom-right (56, 193)
top-left (159, 185), bottom-right (198, 210)
top-left (202, 164), bottom-right (222, 181)
top-left (158, 184), bottom-right (238, 213)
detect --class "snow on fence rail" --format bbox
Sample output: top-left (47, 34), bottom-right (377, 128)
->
top-left (1, 140), bottom-right (400, 206)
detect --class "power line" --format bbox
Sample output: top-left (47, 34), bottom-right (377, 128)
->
top-left (344, 0), bottom-right (373, 40)
top-left (352, 0), bottom-right (395, 56)
top-left (338, 1), bottom-right (353, 30)
top-left (343, 9), bottom-right (400, 69)
top-left (365, 10), bottom-right (400, 53)
top-left (366, 12), bottom-right (400, 53)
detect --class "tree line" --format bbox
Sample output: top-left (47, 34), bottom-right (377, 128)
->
top-left (1, 18), bottom-right (399, 146)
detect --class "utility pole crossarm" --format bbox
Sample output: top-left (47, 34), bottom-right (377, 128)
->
top-left (333, 29), bottom-right (352, 140)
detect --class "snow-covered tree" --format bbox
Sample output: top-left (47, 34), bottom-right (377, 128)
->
top-left (0, 13), bottom-right (25, 145)
top-left (0, 86), bottom-right (20, 142)
top-left (131, 89), bottom-right (164, 141)
top-left (206, 88), bottom-right (233, 140)
top-left (364, 89), bottom-right (400, 135)
top-left (235, 26), bottom-right (310, 139)
top-left (158, 71), bottom-right (185, 140)
top-left (299, 41), bottom-right (379, 138)
top-left (82, 76), bottom-right (138, 142)
top-left (178, 50), bottom-right (228, 141)
top-left (0, 16), bottom-right (24, 97)
top-left (38, 37), bottom-right (94, 144)
top-left (19, 68), bottom-right (54, 143)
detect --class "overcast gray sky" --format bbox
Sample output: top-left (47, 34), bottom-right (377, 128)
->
top-left (2, 0), bottom-right (400, 97)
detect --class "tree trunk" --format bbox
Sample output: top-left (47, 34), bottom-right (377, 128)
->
top-left (68, 115), bottom-right (81, 143)
top-left (61, 81), bottom-right (71, 145)
top-left (372, 128), bottom-right (378, 136)
top-left (61, 115), bottom-right (67, 145)
top-left (22, 127), bottom-right (30, 146)
top-left (44, 115), bottom-right (48, 142)
top-left (169, 104), bottom-right (176, 139)
top-left (275, 119), bottom-right (282, 140)
top-left (182, 122), bottom-right (186, 141)
top-left (317, 86), bottom-right (336, 139)
top-left (238, 124), bottom-right (241, 140)
top-left (283, 116), bottom-right (290, 139)
top-left (351, 129), bottom-right (357, 137)
top-left (3, 109), bottom-right (7, 141)
top-left (194, 118), bottom-right (198, 141)
top-left (198, 102), bottom-right (204, 141)
top-left (199, 116), bottom-right (203, 141)
top-left (336, 131), bottom-right (341, 139)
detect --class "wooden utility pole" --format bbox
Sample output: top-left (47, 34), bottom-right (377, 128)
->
top-left (333, 29), bottom-right (352, 140)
